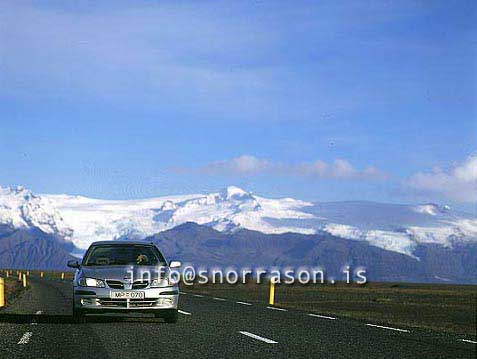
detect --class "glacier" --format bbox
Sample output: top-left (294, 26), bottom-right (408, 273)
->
top-left (0, 185), bottom-right (476, 258)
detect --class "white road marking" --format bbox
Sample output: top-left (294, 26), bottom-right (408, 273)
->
top-left (266, 306), bottom-right (287, 311)
top-left (236, 301), bottom-right (252, 306)
top-left (178, 310), bottom-right (191, 316)
top-left (461, 339), bottom-right (477, 344)
top-left (17, 332), bottom-right (33, 345)
top-left (193, 294), bottom-right (204, 298)
top-left (239, 331), bottom-right (278, 344)
top-left (308, 313), bottom-right (336, 320)
top-left (366, 323), bottom-right (409, 333)
top-left (31, 310), bottom-right (43, 325)
top-left (213, 297), bottom-right (226, 301)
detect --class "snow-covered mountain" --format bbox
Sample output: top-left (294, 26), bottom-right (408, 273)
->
top-left (42, 186), bottom-right (315, 252)
top-left (0, 186), bottom-right (72, 238)
top-left (1, 185), bottom-right (476, 259)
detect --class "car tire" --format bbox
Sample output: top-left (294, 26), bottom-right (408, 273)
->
top-left (72, 302), bottom-right (85, 321)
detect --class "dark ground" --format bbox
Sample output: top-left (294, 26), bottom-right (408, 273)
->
top-left (2, 276), bottom-right (24, 307)
top-left (0, 276), bottom-right (475, 358)
top-left (185, 281), bottom-right (477, 335)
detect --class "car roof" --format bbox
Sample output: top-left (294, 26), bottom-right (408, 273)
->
top-left (89, 240), bottom-right (155, 246)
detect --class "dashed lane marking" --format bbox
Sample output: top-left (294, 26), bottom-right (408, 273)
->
top-left (17, 332), bottom-right (33, 345)
top-left (239, 331), bottom-right (278, 344)
top-left (266, 306), bottom-right (287, 312)
top-left (31, 310), bottom-right (43, 325)
top-left (308, 313), bottom-right (336, 320)
top-left (183, 292), bottom-right (473, 343)
top-left (366, 323), bottom-right (409, 333)
top-left (236, 301), bottom-right (252, 306)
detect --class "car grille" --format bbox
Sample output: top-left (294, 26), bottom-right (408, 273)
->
top-left (106, 280), bottom-right (124, 289)
top-left (106, 280), bottom-right (149, 289)
top-left (98, 299), bottom-right (157, 308)
top-left (132, 281), bottom-right (148, 289)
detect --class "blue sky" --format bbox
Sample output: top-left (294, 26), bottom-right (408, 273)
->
top-left (0, 1), bottom-right (476, 210)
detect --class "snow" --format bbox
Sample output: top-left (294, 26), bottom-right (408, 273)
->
top-left (42, 193), bottom-right (200, 249)
top-left (0, 185), bottom-right (476, 258)
top-left (0, 186), bottom-right (72, 238)
top-left (413, 203), bottom-right (449, 216)
top-left (36, 187), bottom-right (317, 249)
top-left (322, 223), bottom-right (417, 257)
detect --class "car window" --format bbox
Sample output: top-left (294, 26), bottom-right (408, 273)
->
top-left (83, 245), bottom-right (166, 266)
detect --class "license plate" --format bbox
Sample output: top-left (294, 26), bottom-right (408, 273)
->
top-left (110, 291), bottom-right (145, 299)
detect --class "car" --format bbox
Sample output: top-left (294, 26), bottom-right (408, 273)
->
top-left (68, 240), bottom-right (181, 323)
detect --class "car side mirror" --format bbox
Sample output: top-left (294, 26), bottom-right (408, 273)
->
top-left (67, 260), bottom-right (80, 269)
top-left (169, 260), bottom-right (181, 269)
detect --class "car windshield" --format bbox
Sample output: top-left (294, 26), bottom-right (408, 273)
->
top-left (83, 245), bottom-right (166, 266)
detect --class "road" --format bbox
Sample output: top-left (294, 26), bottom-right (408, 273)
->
top-left (0, 277), bottom-right (475, 358)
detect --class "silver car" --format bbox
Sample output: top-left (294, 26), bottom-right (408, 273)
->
top-left (68, 240), bottom-right (181, 323)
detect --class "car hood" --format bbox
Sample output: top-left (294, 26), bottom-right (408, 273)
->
top-left (79, 265), bottom-right (170, 282)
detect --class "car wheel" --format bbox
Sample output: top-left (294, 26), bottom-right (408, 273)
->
top-left (72, 302), bottom-right (85, 321)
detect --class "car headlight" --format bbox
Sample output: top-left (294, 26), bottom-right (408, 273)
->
top-left (78, 277), bottom-right (106, 288)
top-left (150, 278), bottom-right (169, 287)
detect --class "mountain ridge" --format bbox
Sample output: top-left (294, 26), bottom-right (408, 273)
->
top-left (0, 185), bottom-right (476, 259)
top-left (0, 184), bottom-right (476, 283)
top-left (145, 222), bottom-right (477, 284)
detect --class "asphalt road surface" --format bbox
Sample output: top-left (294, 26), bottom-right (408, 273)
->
top-left (0, 277), bottom-right (475, 359)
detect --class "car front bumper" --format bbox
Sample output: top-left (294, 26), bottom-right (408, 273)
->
top-left (73, 286), bottom-right (179, 311)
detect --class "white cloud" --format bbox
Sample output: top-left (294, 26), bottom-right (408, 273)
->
top-left (405, 156), bottom-right (477, 202)
top-left (200, 155), bottom-right (271, 175)
top-left (296, 158), bottom-right (386, 180)
top-left (193, 155), bottom-right (387, 181)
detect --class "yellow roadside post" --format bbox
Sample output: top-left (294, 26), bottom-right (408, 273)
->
top-left (0, 277), bottom-right (5, 308)
top-left (269, 276), bottom-right (276, 305)
top-left (6, 271), bottom-right (9, 278)
top-left (22, 273), bottom-right (27, 288)
top-left (18, 271), bottom-right (22, 281)
top-left (61, 272), bottom-right (65, 280)
top-left (26, 271), bottom-right (30, 276)
top-left (40, 271), bottom-right (44, 278)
